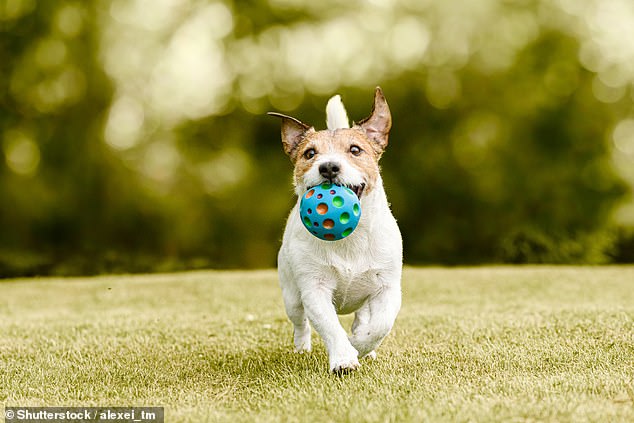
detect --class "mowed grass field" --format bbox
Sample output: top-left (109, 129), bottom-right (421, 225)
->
top-left (1, 266), bottom-right (633, 422)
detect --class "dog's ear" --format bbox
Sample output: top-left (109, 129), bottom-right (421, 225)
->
top-left (268, 112), bottom-right (314, 161)
top-left (355, 87), bottom-right (392, 152)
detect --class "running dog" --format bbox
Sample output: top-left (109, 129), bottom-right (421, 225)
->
top-left (270, 87), bottom-right (402, 373)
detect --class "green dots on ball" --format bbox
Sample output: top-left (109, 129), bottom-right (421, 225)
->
top-left (299, 183), bottom-right (362, 241)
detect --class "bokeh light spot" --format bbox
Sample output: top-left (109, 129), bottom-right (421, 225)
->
top-left (55, 4), bottom-right (83, 38)
top-left (613, 119), bottom-right (634, 156)
top-left (3, 129), bottom-right (40, 177)
top-left (104, 95), bottom-right (145, 150)
top-left (0, 0), bottom-right (35, 21)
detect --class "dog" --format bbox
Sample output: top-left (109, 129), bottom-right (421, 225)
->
top-left (269, 87), bottom-right (402, 374)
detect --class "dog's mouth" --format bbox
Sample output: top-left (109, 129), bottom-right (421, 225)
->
top-left (314, 180), bottom-right (366, 198)
top-left (347, 183), bottom-right (366, 199)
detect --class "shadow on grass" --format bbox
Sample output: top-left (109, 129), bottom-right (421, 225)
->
top-left (208, 345), bottom-right (329, 381)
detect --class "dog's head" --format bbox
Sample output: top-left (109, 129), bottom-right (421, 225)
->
top-left (269, 87), bottom-right (392, 198)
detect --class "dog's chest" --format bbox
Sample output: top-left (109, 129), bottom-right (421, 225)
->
top-left (280, 191), bottom-right (401, 315)
top-left (327, 259), bottom-right (383, 314)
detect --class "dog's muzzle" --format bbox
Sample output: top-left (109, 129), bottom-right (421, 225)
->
top-left (317, 161), bottom-right (366, 199)
top-left (319, 162), bottom-right (340, 181)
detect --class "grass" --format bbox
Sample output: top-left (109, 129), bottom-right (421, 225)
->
top-left (1, 266), bottom-right (633, 422)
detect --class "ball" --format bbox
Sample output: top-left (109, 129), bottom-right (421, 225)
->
top-left (299, 183), bottom-right (362, 241)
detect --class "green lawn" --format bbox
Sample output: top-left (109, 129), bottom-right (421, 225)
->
top-left (1, 267), bottom-right (633, 422)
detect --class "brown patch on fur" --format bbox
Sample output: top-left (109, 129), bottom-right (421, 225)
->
top-left (292, 132), bottom-right (324, 182)
top-left (274, 88), bottom-right (393, 196)
top-left (293, 128), bottom-right (382, 194)
top-left (356, 87), bottom-right (392, 151)
top-left (331, 129), bottom-right (381, 188)
top-left (268, 112), bottom-right (314, 160)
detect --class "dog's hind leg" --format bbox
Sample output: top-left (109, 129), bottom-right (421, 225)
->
top-left (350, 305), bottom-right (376, 359)
top-left (281, 283), bottom-right (312, 353)
top-left (349, 279), bottom-right (401, 358)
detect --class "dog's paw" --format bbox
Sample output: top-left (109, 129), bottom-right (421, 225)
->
top-left (330, 358), bottom-right (360, 375)
top-left (363, 350), bottom-right (377, 360)
top-left (294, 343), bottom-right (312, 354)
top-left (294, 326), bottom-right (312, 353)
top-left (329, 347), bottom-right (360, 375)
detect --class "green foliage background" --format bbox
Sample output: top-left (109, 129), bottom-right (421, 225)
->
top-left (1, 0), bottom-right (634, 276)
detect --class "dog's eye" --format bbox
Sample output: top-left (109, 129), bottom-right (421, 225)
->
top-left (350, 145), bottom-right (362, 156)
top-left (304, 148), bottom-right (316, 160)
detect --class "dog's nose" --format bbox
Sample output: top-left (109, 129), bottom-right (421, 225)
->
top-left (319, 162), bottom-right (340, 180)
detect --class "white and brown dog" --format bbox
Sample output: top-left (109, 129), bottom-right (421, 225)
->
top-left (270, 87), bottom-right (402, 374)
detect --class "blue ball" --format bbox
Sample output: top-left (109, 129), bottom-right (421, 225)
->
top-left (299, 183), bottom-right (362, 241)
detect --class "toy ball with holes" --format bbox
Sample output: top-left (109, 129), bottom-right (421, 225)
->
top-left (299, 183), bottom-right (362, 241)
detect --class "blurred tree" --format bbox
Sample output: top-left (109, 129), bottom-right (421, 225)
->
top-left (385, 32), bottom-right (628, 264)
top-left (0, 1), bottom-right (169, 275)
top-left (1, 0), bottom-right (633, 277)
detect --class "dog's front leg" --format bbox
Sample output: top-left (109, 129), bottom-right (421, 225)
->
top-left (301, 284), bottom-right (360, 373)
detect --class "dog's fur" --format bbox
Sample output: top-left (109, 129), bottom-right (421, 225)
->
top-left (270, 87), bottom-right (402, 373)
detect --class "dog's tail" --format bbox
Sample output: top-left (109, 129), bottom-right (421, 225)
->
top-left (326, 95), bottom-right (350, 130)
